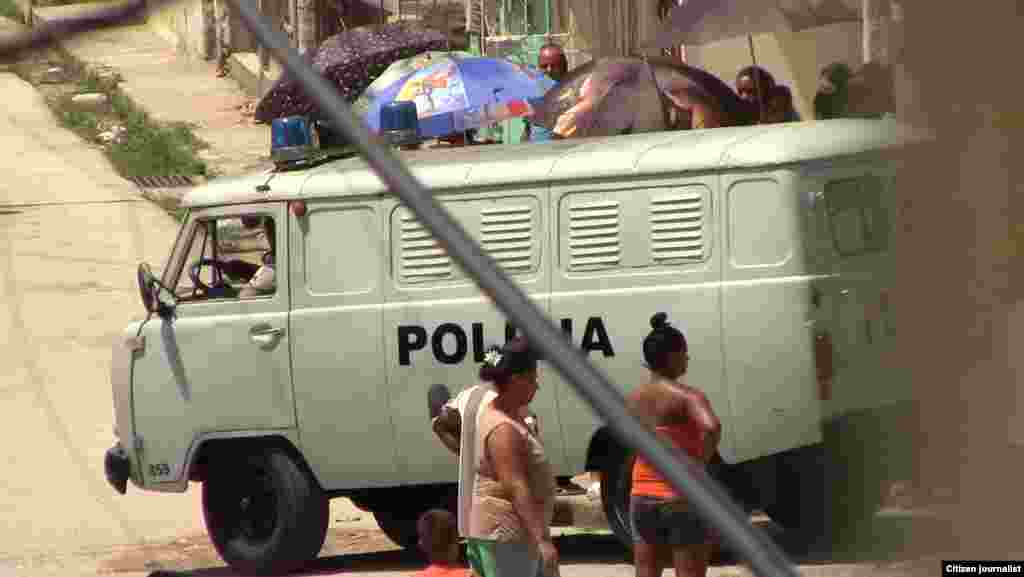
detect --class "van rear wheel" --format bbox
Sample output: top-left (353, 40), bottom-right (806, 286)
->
top-left (765, 445), bottom-right (881, 548)
top-left (202, 446), bottom-right (329, 575)
top-left (600, 449), bottom-right (635, 552)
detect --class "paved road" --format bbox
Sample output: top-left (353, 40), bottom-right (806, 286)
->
top-left (0, 70), bottom-right (206, 569)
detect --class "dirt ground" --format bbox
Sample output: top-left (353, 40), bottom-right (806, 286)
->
top-left (97, 526), bottom-right (402, 575)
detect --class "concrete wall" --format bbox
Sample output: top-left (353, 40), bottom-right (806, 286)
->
top-left (685, 20), bottom-right (863, 121)
top-left (147, 0), bottom-right (212, 60)
top-left (551, 0), bottom-right (661, 68)
top-left (146, 0), bottom-right (283, 62)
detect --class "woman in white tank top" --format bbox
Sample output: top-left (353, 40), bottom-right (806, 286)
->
top-left (464, 338), bottom-right (559, 577)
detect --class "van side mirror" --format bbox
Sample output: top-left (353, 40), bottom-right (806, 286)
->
top-left (137, 262), bottom-right (176, 320)
top-left (137, 263), bottom-right (157, 314)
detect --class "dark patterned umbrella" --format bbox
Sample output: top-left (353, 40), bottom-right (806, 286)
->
top-left (530, 56), bottom-right (756, 139)
top-left (254, 21), bottom-right (449, 123)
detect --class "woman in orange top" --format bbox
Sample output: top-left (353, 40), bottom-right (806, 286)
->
top-left (626, 313), bottom-right (722, 577)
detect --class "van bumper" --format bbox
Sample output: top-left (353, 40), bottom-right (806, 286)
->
top-left (105, 443), bottom-right (131, 495)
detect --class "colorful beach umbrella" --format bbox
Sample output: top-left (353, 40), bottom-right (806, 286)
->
top-left (358, 53), bottom-right (557, 139)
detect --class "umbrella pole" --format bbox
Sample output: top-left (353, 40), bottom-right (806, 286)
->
top-left (256, 0), bottom-right (265, 97)
top-left (747, 34), bottom-right (764, 123)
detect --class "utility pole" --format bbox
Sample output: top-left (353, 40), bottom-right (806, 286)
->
top-left (297, 0), bottom-right (317, 55)
top-left (861, 0), bottom-right (887, 64)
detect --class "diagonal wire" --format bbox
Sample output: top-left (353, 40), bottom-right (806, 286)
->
top-left (0, 3), bottom-right (800, 577)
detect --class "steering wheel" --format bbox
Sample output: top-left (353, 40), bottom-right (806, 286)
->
top-left (189, 258), bottom-right (238, 299)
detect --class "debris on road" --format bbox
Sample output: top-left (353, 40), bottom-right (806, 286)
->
top-left (39, 65), bottom-right (65, 84)
top-left (97, 123), bottom-right (126, 144)
top-left (70, 91), bottom-right (108, 111)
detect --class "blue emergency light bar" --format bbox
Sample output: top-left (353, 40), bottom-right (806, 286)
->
top-left (270, 104), bottom-right (421, 170)
top-left (270, 116), bottom-right (318, 167)
top-left (270, 114), bottom-right (359, 169)
top-left (380, 101), bottom-right (421, 147)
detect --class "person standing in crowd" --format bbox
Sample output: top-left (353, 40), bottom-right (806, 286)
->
top-left (431, 326), bottom-right (539, 542)
top-left (213, 0), bottom-right (232, 78)
top-left (432, 378), bottom-right (498, 538)
top-left (466, 337), bottom-right (559, 577)
top-left (414, 509), bottom-right (471, 577)
top-left (627, 313), bottom-right (722, 577)
top-left (814, 62), bottom-right (852, 119)
top-left (764, 85), bottom-right (800, 124)
top-left (526, 43), bottom-right (569, 142)
top-left (735, 65), bottom-right (776, 121)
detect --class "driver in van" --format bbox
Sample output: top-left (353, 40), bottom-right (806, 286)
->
top-left (221, 215), bottom-right (276, 298)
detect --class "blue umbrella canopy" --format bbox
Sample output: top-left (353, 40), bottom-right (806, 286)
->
top-left (358, 54), bottom-right (557, 139)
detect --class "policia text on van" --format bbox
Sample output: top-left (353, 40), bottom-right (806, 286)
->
top-left (397, 317), bottom-right (615, 366)
top-left (106, 117), bottom-right (927, 575)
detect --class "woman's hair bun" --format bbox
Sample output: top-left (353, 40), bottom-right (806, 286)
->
top-left (650, 312), bottom-right (669, 330)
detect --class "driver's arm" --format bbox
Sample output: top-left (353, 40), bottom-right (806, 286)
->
top-left (238, 264), bottom-right (276, 298)
top-left (220, 259), bottom-right (261, 283)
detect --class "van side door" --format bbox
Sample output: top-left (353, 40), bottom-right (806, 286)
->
top-left (549, 177), bottom-right (730, 470)
top-left (288, 198), bottom-right (397, 491)
top-left (382, 190), bottom-right (562, 484)
top-left (131, 204), bottom-right (294, 490)
top-left (721, 171), bottom-right (823, 464)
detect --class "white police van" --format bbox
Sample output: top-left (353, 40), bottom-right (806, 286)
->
top-left (106, 114), bottom-right (928, 574)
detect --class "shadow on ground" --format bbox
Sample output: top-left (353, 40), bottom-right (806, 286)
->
top-left (150, 511), bottom-right (956, 576)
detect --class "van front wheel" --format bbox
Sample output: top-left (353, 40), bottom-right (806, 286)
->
top-left (202, 446), bottom-right (329, 575)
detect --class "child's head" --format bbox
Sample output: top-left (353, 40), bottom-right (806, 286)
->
top-left (417, 509), bottom-right (459, 564)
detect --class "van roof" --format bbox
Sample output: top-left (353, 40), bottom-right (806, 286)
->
top-left (182, 118), bottom-right (930, 208)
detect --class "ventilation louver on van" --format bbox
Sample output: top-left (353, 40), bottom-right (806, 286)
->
top-left (400, 212), bottom-right (453, 280)
top-left (481, 205), bottom-right (534, 273)
top-left (650, 191), bottom-right (705, 263)
top-left (568, 200), bottom-right (621, 269)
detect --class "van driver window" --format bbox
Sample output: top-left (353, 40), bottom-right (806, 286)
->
top-left (174, 215), bottom-right (277, 302)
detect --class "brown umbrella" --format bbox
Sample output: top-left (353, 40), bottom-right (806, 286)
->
top-left (254, 21), bottom-right (449, 123)
top-left (531, 56), bottom-right (756, 139)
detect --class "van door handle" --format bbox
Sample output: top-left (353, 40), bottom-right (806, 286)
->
top-left (249, 324), bottom-right (285, 346)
